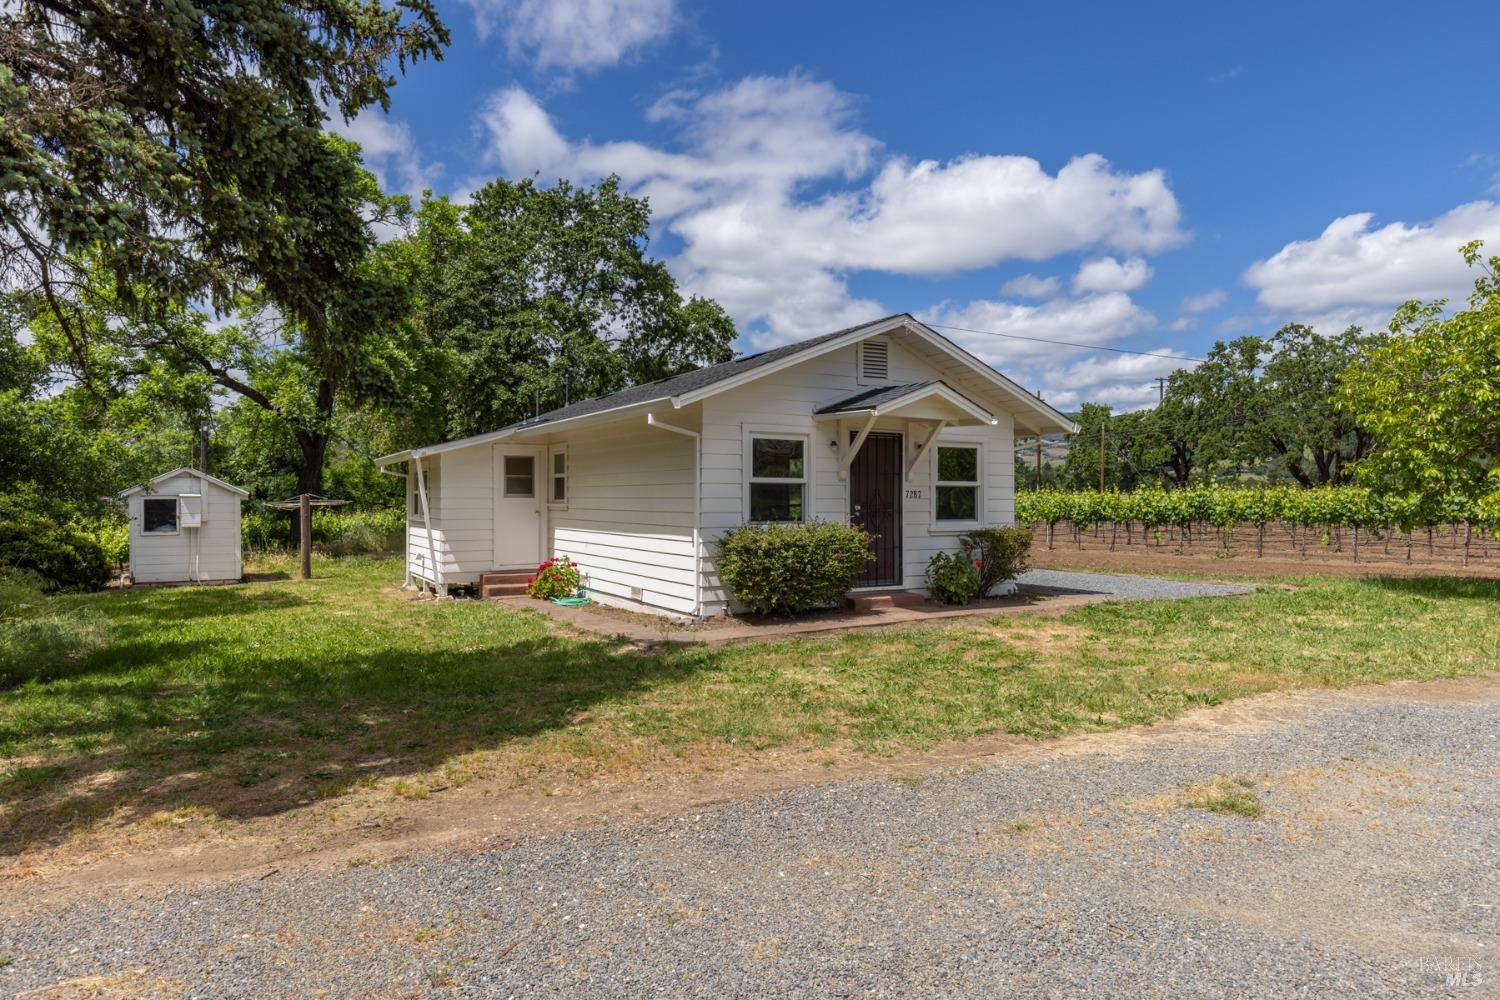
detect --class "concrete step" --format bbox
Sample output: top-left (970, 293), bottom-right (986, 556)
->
top-left (846, 590), bottom-right (927, 611)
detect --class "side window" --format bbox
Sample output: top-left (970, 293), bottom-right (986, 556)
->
top-left (549, 448), bottom-right (568, 506)
top-left (143, 497), bottom-right (179, 534)
top-left (934, 445), bottom-right (980, 522)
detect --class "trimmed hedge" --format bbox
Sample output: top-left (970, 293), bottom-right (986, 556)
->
top-left (715, 520), bottom-right (874, 616)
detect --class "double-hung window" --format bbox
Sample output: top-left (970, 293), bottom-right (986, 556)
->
top-left (934, 444), bottom-right (981, 522)
top-left (747, 435), bottom-right (806, 522)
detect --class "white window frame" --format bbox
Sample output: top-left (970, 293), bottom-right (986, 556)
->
top-left (743, 427), bottom-right (811, 523)
top-left (501, 453), bottom-right (535, 499)
top-left (141, 495), bottom-right (181, 536)
top-left (547, 444), bottom-right (569, 509)
top-left (932, 442), bottom-right (983, 527)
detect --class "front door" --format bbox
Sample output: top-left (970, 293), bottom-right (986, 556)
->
top-left (849, 432), bottom-right (902, 587)
top-left (495, 446), bottom-right (543, 567)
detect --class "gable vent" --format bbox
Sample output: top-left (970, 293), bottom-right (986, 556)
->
top-left (857, 339), bottom-right (890, 384)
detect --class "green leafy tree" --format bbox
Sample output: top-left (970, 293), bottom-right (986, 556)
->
top-left (24, 140), bottom-right (431, 503)
top-left (1258, 323), bottom-right (1380, 485)
top-left (1337, 242), bottom-right (1500, 524)
top-left (1, 0), bottom-right (447, 361)
top-left (412, 177), bottom-right (737, 438)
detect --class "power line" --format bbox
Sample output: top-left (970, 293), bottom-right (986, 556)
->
top-left (926, 322), bottom-right (1208, 365)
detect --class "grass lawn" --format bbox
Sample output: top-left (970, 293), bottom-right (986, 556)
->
top-left (2, 556), bottom-right (1497, 860)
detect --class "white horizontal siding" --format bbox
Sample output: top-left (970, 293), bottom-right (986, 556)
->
top-left (695, 338), bottom-right (1017, 614)
top-left (127, 472), bottom-right (242, 583)
top-left (547, 419), bottom-right (698, 615)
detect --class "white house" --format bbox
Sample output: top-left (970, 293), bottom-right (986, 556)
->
top-left (374, 314), bottom-right (1075, 617)
top-left (118, 468), bottom-right (247, 584)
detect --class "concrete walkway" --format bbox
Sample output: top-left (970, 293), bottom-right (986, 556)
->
top-left (497, 569), bottom-right (1253, 646)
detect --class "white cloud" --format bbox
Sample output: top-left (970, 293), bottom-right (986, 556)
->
top-left (1243, 202), bottom-right (1500, 320)
top-left (465, 0), bottom-right (676, 72)
top-left (478, 75), bottom-right (1187, 344)
top-left (1165, 288), bottom-right (1226, 332)
top-left (1072, 256), bottom-right (1152, 294)
top-left (921, 291), bottom-right (1179, 410)
top-left (330, 109), bottom-right (441, 198)
top-left (1180, 288), bottom-right (1226, 313)
top-left (1000, 274), bottom-right (1061, 299)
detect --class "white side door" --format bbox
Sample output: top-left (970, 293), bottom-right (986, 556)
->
top-left (494, 445), bottom-right (544, 567)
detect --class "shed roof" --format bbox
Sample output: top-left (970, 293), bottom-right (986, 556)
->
top-left (117, 468), bottom-right (250, 499)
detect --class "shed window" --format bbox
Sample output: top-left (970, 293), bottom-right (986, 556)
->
top-left (748, 436), bottom-right (805, 522)
top-left (503, 455), bottom-right (535, 498)
top-left (549, 448), bottom-right (568, 505)
top-left (143, 498), bottom-right (179, 534)
top-left (935, 445), bottom-right (980, 522)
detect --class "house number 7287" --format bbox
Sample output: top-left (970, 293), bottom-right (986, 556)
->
top-left (904, 489), bottom-right (923, 500)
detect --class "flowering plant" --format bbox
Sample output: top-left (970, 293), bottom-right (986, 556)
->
top-left (526, 555), bottom-right (582, 601)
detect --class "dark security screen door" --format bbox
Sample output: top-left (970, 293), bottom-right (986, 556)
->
top-left (849, 432), bottom-right (902, 587)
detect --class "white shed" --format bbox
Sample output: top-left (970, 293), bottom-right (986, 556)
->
top-left (118, 468), bottom-right (247, 584)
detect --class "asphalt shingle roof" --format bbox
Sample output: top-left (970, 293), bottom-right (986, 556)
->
top-left (813, 381), bottom-right (937, 414)
top-left (499, 313), bottom-right (911, 432)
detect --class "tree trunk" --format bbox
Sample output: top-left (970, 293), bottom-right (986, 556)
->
top-left (288, 380), bottom-right (334, 546)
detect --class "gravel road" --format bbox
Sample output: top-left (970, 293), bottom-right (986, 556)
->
top-left (4, 680), bottom-right (1495, 998)
top-left (1016, 568), bottom-right (1255, 600)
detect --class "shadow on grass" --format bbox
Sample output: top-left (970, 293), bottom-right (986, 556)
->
top-left (0, 592), bottom-right (717, 857)
top-left (1364, 576), bottom-right (1500, 599)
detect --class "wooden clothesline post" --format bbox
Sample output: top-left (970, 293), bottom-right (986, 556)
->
top-left (300, 493), bottom-right (312, 580)
top-left (265, 493), bottom-right (349, 581)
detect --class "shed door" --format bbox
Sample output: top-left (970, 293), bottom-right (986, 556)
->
top-left (494, 446), bottom-right (544, 568)
top-left (849, 432), bottom-right (903, 587)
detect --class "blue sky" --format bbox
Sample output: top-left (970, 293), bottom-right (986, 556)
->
top-left (338, 0), bottom-right (1500, 410)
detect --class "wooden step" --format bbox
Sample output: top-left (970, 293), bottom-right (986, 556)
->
top-left (846, 590), bottom-right (927, 611)
top-left (480, 571), bottom-right (532, 586)
top-left (481, 583), bottom-right (529, 599)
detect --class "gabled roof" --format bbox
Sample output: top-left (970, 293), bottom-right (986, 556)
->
top-left (117, 467), bottom-right (250, 499)
top-left (814, 380), bottom-right (995, 425)
top-left (375, 313), bottom-right (1076, 466)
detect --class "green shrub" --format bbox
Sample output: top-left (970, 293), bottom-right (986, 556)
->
top-left (959, 526), bottom-right (1033, 595)
top-left (925, 551), bottom-right (980, 605)
top-left (313, 506), bottom-right (405, 555)
top-left (241, 505), bottom-right (406, 555)
top-left (526, 555), bottom-right (582, 600)
top-left (241, 507), bottom-right (284, 553)
top-left (715, 520), bottom-right (874, 616)
top-left (85, 519), bottom-right (129, 570)
top-left (0, 511), bottom-right (110, 592)
top-left (0, 569), bottom-right (108, 687)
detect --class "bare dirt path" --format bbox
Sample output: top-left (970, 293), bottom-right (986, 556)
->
top-left (2, 675), bottom-right (1496, 997)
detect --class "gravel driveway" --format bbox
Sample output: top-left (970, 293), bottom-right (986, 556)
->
top-left (3, 680), bottom-right (1494, 998)
top-left (1016, 567), bottom-right (1255, 600)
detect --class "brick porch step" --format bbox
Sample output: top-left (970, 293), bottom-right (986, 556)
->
top-left (480, 570), bottom-right (532, 599)
top-left (846, 590), bottom-right (927, 611)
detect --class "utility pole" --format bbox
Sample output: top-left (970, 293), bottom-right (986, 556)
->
top-left (1098, 422), bottom-right (1106, 492)
top-left (1155, 377), bottom-right (1168, 403)
top-left (1035, 434), bottom-right (1043, 487)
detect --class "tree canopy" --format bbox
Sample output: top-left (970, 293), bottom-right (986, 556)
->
top-left (1337, 242), bottom-right (1500, 525)
top-left (1, 0), bottom-right (448, 361)
top-left (412, 176), bottom-right (736, 438)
